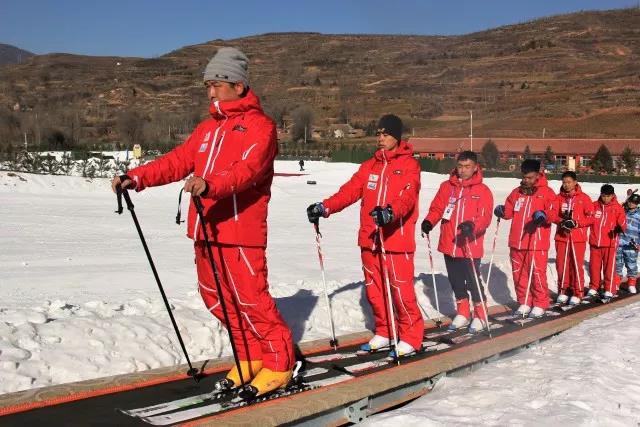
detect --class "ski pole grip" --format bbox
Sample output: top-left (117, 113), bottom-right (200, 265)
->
top-left (193, 196), bottom-right (204, 214)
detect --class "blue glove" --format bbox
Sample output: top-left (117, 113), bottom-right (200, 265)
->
top-left (532, 210), bottom-right (547, 225)
top-left (307, 202), bottom-right (326, 223)
top-left (370, 206), bottom-right (394, 226)
top-left (494, 205), bottom-right (505, 218)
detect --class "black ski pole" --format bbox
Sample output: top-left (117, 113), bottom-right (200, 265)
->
top-left (115, 188), bottom-right (199, 382)
top-left (192, 196), bottom-right (246, 388)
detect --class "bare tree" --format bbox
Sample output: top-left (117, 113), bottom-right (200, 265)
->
top-left (291, 105), bottom-right (314, 143)
top-left (117, 110), bottom-right (145, 145)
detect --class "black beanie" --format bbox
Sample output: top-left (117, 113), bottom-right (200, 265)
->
top-left (601, 184), bottom-right (615, 195)
top-left (521, 159), bottom-right (541, 174)
top-left (377, 114), bottom-right (403, 142)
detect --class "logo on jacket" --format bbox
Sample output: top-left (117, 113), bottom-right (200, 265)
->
top-left (369, 174), bottom-right (379, 182)
top-left (203, 131), bottom-right (211, 142)
top-left (199, 143), bottom-right (208, 152)
top-left (394, 170), bottom-right (402, 175)
top-left (471, 195), bottom-right (480, 199)
top-left (233, 124), bottom-right (247, 132)
top-left (367, 182), bottom-right (377, 190)
top-left (595, 211), bottom-right (602, 218)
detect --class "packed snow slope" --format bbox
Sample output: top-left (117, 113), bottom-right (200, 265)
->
top-left (0, 162), bottom-right (636, 401)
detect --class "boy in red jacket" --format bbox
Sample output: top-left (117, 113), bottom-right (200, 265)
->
top-left (494, 159), bottom-right (557, 318)
top-left (553, 171), bottom-right (594, 305)
top-left (111, 48), bottom-right (295, 396)
top-left (421, 151), bottom-right (494, 332)
top-left (587, 184), bottom-right (627, 298)
top-left (307, 115), bottom-right (424, 357)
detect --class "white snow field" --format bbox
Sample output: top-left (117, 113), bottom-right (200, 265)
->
top-left (1, 161), bottom-right (638, 425)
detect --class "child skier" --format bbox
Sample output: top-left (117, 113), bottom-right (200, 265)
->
top-left (494, 159), bottom-right (557, 318)
top-left (421, 151), bottom-right (494, 332)
top-left (307, 114), bottom-right (424, 357)
top-left (553, 171), bottom-right (594, 304)
top-left (587, 184), bottom-right (627, 298)
top-left (616, 192), bottom-right (640, 294)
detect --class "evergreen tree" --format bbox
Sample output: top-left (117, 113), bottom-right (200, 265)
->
top-left (620, 146), bottom-right (636, 174)
top-left (523, 145), bottom-right (532, 159)
top-left (543, 146), bottom-right (554, 165)
top-left (481, 139), bottom-right (499, 169)
top-left (590, 144), bottom-right (614, 173)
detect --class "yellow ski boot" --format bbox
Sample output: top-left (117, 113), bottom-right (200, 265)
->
top-left (238, 367), bottom-right (293, 400)
top-left (215, 360), bottom-right (262, 391)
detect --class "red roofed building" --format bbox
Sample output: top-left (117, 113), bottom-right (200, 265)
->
top-left (408, 137), bottom-right (640, 172)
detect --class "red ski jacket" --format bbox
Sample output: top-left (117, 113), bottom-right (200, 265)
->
top-left (127, 90), bottom-right (277, 247)
top-left (554, 184), bottom-right (594, 243)
top-left (323, 141), bottom-right (420, 252)
top-left (502, 174), bottom-right (558, 250)
top-left (589, 196), bottom-right (627, 248)
top-left (424, 167), bottom-right (494, 258)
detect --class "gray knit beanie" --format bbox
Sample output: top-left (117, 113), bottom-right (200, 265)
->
top-left (203, 47), bottom-right (249, 86)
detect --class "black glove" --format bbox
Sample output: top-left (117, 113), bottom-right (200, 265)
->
top-left (307, 202), bottom-right (326, 223)
top-left (494, 205), bottom-right (505, 218)
top-left (370, 205), bottom-right (393, 226)
top-left (560, 219), bottom-right (577, 230)
top-left (561, 209), bottom-right (573, 221)
top-left (458, 221), bottom-right (475, 237)
top-left (421, 219), bottom-right (433, 235)
top-left (614, 224), bottom-right (624, 234)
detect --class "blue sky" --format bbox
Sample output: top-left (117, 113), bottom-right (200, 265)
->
top-left (1, 0), bottom-right (635, 57)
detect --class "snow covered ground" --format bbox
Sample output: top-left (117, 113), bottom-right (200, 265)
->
top-left (0, 161), bottom-right (638, 425)
top-left (367, 301), bottom-right (640, 426)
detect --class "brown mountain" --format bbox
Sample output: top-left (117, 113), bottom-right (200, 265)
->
top-left (1, 8), bottom-right (640, 149)
top-left (0, 43), bottom-right (35, 66)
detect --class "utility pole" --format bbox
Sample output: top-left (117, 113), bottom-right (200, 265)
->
top-left (24, 132), bottom-right (28, 151)
top-left (469, 110), bottom-right (473, 151)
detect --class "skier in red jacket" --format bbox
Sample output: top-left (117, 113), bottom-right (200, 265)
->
top-left (111, 47), bottom-right (295, 396)
top-left (421, 151), bottom-right (494, 332)
top-left (587, 184), bottom-right (627, 298)
top-left (494, 159), bottom-right (557, 318)
top-left (307, 115), bottom-right (424, 357)
top-left (553, 171), bottom-right (594, 304)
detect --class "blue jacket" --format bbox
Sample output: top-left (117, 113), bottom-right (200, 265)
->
top-left (620, 207), bottom-right (640, 248)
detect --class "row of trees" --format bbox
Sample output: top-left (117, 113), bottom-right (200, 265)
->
top-left (481, 140), bottom-right (637, 173)
top-left (0, 107), bottom-right (202, 152)
top-left (1, 150), bottom-right (129, 178)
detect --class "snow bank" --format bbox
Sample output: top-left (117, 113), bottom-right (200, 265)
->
top-left (367, 301), bottom-right (640, 426)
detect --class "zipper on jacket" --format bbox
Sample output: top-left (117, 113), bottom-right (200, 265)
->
top-left (232, 193), bottom-right (238, 221)
top-left (452, 187), bottom-right (464, 255)
top-left (373, 153), bottom-right (388, 251)
top-left (191, 104), bottom-right (228, 240)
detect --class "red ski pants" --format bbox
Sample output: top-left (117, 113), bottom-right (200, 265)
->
top-left (555, 240), bottom-right (586, 297)
top-left (361, 249), bottom-right (424, 350)
top-left (589, 245), bottom-right (620, 294)
top-left (510, 249), bottom-right (550, 309)
top-left (195, 243), bottom-right (295, 372)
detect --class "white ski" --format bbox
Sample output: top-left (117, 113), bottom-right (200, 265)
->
top-left (123, 367), bottom-right (327, 418)
top-left (139, 375), bottom-right (351, 426)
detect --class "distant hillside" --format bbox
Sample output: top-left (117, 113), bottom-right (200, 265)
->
top-left (1, 8), bottom-right (640, 150)
top-left (0, 43), bottom-right (34, 66)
